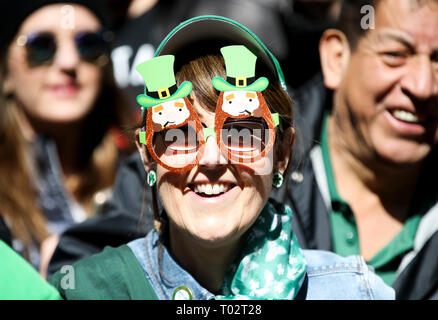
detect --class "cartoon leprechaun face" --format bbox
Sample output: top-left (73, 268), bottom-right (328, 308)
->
top-left (212, 45), bottom-right (269, 120)
top-left (151, 98), bottom-right (191, 128)
top-left (221, 90), bottom-right (261, 117)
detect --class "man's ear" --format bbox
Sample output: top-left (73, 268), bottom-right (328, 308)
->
top-left (319, 29), bottom-right (350, 90)
top-left (135, 128), bottom-right (155, 172)
top-left (274, 127), bottom-right (295, 174)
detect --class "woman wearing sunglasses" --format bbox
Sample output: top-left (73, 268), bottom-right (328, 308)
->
top-left (0, 0), bottom-right (134, 276)
top-left (50, 16), bottom-right (394, 300)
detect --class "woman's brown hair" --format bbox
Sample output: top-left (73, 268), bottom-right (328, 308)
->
top-left (0, 91), bottom-right (48, 258)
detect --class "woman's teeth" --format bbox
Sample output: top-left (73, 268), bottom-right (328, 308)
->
top-left (392, 109), bottom-right (423, 124)
top-left (193, 183), bottom-right (231, 196)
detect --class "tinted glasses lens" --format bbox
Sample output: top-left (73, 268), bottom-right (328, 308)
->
top-left (152, 125), bottom-right (200, 168)
top-left (221, 118), bottom-right (270, 159)
top-left (25, 32), bottom-right (56, 65)
top-left (75, 32), bottom-right (106, 62)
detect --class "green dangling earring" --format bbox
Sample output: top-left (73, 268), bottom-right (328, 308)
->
top-left (272, 171), bottom-right (284, 189)
top-left (147, 169), bottom-right (157, 187)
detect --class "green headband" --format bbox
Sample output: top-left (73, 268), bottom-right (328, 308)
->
top-left (154, 15), bottom-right (288, 93)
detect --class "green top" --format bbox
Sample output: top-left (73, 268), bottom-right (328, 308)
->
top-left (0, 240), bottom-right (61, 300)
top-left (320, 113), bottom-right (423, 286)
top-left (49, 244), bottom-right (158, 300)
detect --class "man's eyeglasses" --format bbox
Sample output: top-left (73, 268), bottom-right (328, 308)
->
top-left (16, 30), bottom-right (112, 66)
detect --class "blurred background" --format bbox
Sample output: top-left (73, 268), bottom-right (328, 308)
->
top-left (0, 0), bottom-right (341, 274)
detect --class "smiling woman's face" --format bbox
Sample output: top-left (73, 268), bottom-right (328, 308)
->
top-left (136, 53), bottom-right (294, 251)
top-left (156, 97), bottom-right (274, 247)
top-left (6, 4), bottom-right (102, 124)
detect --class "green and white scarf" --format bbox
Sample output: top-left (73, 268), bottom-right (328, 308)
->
top-left (217, 200), bottom-right (307, 300)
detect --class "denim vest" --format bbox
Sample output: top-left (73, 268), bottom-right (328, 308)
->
top-left (128, 231), bottom-right (395, 300)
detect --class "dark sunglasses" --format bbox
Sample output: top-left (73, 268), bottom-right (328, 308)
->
top-left (16, 30), bottom-right (112, 66)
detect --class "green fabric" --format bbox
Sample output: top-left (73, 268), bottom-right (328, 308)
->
top-left (320, 113), bottom-right (422, 285)
top-left (217, 202), bottom-right (307, 300)
top-left (49, 245), bottom-right (158, 300)
top-left (0, 240), bottom-right (61, 300)
top-left (136, 55), bottom-right (193, 109)
top-left (368, 215), bottom-right (422, 285)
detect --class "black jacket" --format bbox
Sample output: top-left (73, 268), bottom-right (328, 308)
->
top-left (0, 215), bottom-right (12, 246)
top-left (47, 151), bottom-right (153, 275)
top-left (48, 73), bottom-right (438, 300)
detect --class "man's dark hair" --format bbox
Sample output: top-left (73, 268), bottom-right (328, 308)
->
top-left (337, 0), bottom-right (377, 50)
top-left (338, 0), bottom-right (438, 50)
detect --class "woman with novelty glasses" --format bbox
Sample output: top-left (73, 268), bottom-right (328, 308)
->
top-left (0, 0), bottom-right (134, 276)
top-left (50, 16), bottom-right (394, 300)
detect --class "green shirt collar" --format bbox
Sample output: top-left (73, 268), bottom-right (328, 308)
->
top-left (319, 112), bottom-right (424, 285)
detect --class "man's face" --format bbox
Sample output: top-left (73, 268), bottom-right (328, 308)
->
top-left (335, 0), bottom-right (438, 166)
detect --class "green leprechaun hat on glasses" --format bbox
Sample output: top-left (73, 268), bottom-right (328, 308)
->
top-left (212, 45), bottom-right (269, 92)
top-left (135, 54), bottom-right (195, 147)
top-left (136, 55), bottom-right (193, 116)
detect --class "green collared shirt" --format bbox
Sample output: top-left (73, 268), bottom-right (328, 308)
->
top-left (320, 113), bottom-right (423, 286)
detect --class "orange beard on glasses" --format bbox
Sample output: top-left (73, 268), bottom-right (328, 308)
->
top-left (145, 96), bottom-right (205, 173)
top-left (214, 91), bottom-right (269, 123)
top-left (214, 91), bottom-right (272, 135)
top-left (214, 91), bottom-right (276, 164)
top-left (147, 97), bottom-right (199, 133)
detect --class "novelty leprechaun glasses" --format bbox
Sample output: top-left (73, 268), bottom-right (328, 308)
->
top-left (138, 102), bottom-right (281, 172)
top-left (136, 45), bottom-right (282, 172)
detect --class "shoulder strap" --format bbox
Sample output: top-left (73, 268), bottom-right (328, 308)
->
top-left (120, 244), bottom-right (158, 300)
top-left (50, 244), bottom-right (158, 300)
